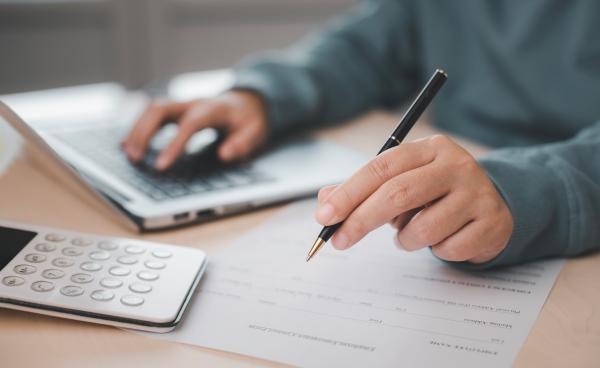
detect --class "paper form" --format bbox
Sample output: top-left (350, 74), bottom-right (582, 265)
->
top-left (141, 200), bottom-right (564, 367)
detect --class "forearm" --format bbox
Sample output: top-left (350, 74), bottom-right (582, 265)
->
top-left (457, 120), bottom-right (600, 269)
top-left (233, 0), bottom-right (418, 135)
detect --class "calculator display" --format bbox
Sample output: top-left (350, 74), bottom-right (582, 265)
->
top-left (0, 226), bottom-right (37, 270)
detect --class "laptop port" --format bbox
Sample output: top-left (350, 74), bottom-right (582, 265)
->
top-left (196, 209), bottom-right (216, 220)
top-left (173, 212), bottom-right (190, 222)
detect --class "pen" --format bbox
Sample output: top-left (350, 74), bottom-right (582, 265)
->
top-left (306, 69), bottom-right (448, 262)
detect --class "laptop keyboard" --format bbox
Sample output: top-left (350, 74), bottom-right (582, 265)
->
top-left (53, 127), bottom-right (274, 201)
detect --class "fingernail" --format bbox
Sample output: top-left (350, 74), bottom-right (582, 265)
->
top-left (155, 156), bottom-right (169, 170)
top-left (316, 203), bottom-right (335, 224)
top-left (332, 232), bottom-right (350, 250)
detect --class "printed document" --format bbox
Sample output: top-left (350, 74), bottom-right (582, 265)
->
top-left (142, 201), bottom-right (563, 367)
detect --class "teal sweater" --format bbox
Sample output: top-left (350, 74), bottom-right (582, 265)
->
top-left (232, 0), bottom-right (600, 268)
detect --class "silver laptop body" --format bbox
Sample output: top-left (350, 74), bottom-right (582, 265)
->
top-left (0, 101), bottom-right (366, 231)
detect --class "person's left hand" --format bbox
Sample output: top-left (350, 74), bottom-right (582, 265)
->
top-left (314, 135), bottom-right (513, 264)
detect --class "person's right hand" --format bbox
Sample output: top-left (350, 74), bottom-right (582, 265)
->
top-left (121, 90), bottom-right (269, 170)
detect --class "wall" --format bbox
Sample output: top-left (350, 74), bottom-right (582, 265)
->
top-left (0, 0), bottom-right (355, 93)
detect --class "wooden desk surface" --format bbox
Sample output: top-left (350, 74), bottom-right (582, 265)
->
top-left (1, 111), bottom-right (599, 367)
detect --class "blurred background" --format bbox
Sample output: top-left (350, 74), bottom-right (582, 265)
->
top-left (0, 0), bottom-right (355, 94)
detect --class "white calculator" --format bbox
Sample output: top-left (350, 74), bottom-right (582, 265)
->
top-left (0, 220), bottom-right (207, 332)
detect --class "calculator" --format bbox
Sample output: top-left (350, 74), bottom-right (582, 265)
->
top-left (0, 220), bottom-right (207, 332)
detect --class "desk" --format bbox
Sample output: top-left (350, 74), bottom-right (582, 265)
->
top-left (1, 110), bottom-right (599, 367)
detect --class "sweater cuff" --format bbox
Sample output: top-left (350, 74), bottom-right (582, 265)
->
top-left (232, 60), bottom-right (319, 137)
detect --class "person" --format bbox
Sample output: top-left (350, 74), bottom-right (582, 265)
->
top-left (121, 0), bottom-right (600, 269)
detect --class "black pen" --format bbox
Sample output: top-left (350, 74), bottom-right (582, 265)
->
top-left (306, 69), bottom-right (448, 262)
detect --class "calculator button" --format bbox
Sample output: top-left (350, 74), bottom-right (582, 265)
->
top-left (45, 233), bottom-right (65, 242)
top-left (121, 295), bottom-right (144, 306)
top-left (2, 276), bottom-right (25, 286)
top-left (129, 283), bottom-right (152, 293)
top-left (80, 261), bottom-right (102, 272)
top-left (152, 250), bottom-right (172, 259)
top-left (35, 243), bottom-right (57, 252)
top-left (14, 264), bottom-right (36, 275)
top-left (125, 245), bottom-right (145, 255)
top-left (42, 269), bottom-right (65, 279)
top-left (100, 278), bottom-right (123, 289)
top-left (98, 241), bottom-right (118, 251)
top-left (144, 260), bottom-right (165, 270)
top-left (52, 257), bottom-right (74, 268)
top-left (117, 256), bottom-right (138, 265)
top-left (62, 247), bottom-right (83, 257)
top-left (31, 281), bottom-right (54, 292)
top-left (109, 266), bottom-right (131, 276)
top-left (60, 285), bottom-right (84, 296)
top-left (71, 238), bottom-right (92, 247)
top-left (24, 253), bottom-right (47, 263)
top-left (91, 289), bottom-right (114, 301)
top-left (71, 273), bottom-right (94, 284)
top-left (137, 271), bottom-right (159, 281)
top-left (89, 250), bottom-right (111, 261)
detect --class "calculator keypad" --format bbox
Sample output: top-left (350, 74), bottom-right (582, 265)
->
top-left (71, 238), bottom-right (92, 247)
top-left (117, 256), bottom-right (137, 265)
top-left (52, 258), bottom-right (75, 268)
top-left (80, 262), bottom-right (102, 272)
top-left (31, 281), bottom-right (54, 292)
top-left (121, 295), bottom-right (144, 306)
top-left (25, 254), bottom-right (46, 263)
top-left (42, 269), bottom-right (65, 279)
top-left (137, 271), bottom-right (159, 281)
top-left (45, 234), bottom-right (65, 242)
top-left (144, 260), bottom-right (165, 270)
top-left (100, 278), bottom-right (123, 289)
top-left (71, 273), bottom-right (94, 284)
top-left (14, 264), bottom-right (37, 275)
top-left (125, 245), bottom-right (145, 255)
top-left (109, 266), bottom-right (130, 276)
top-left (89, 251), bottom-right (111, 261)
top-left (1, 232), bottom-right (174, 308)
top-left (62, 247), bottom-right (83, 257)
top-left (98, 241), bottom-right (119, 251)
top-left (129, 283), bottom-right (152, 293)
top-left (35, 243), bottom-right (56, 252)
top-left (61, 285), bottom-right (84, 296)
top-left (91, 289), bottom-right (114, 301)
top-left (3, 276), bottom-right (25, 286)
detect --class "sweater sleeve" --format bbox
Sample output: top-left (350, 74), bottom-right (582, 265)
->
top-left (231, 0), bottom-right (419, 136)
top-left (453, 120), bottom-right (600, 269)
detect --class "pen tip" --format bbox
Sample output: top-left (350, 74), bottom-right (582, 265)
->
top-left (305, 237), bottom-right (325, 263)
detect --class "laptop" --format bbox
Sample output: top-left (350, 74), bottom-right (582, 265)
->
top-left (0, 101), bottom-right (366, 231)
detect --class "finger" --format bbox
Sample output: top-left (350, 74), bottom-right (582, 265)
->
top-left (317, 185), bottom-right (338, 204)
top-left (330, 164), bottom-right (450, 250)
top-left (395, 191), bottom-right (475, 251)
top-left (430, 220), bottom-right (491, 262)
top-left (217, 121), bottom-right (264, 162)
top-left (123, 100), bottom-right (191, 161)
top-left (315, 141), bottom-right (436, 226)
top-left (155, 104), bottom-right (228, 170)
